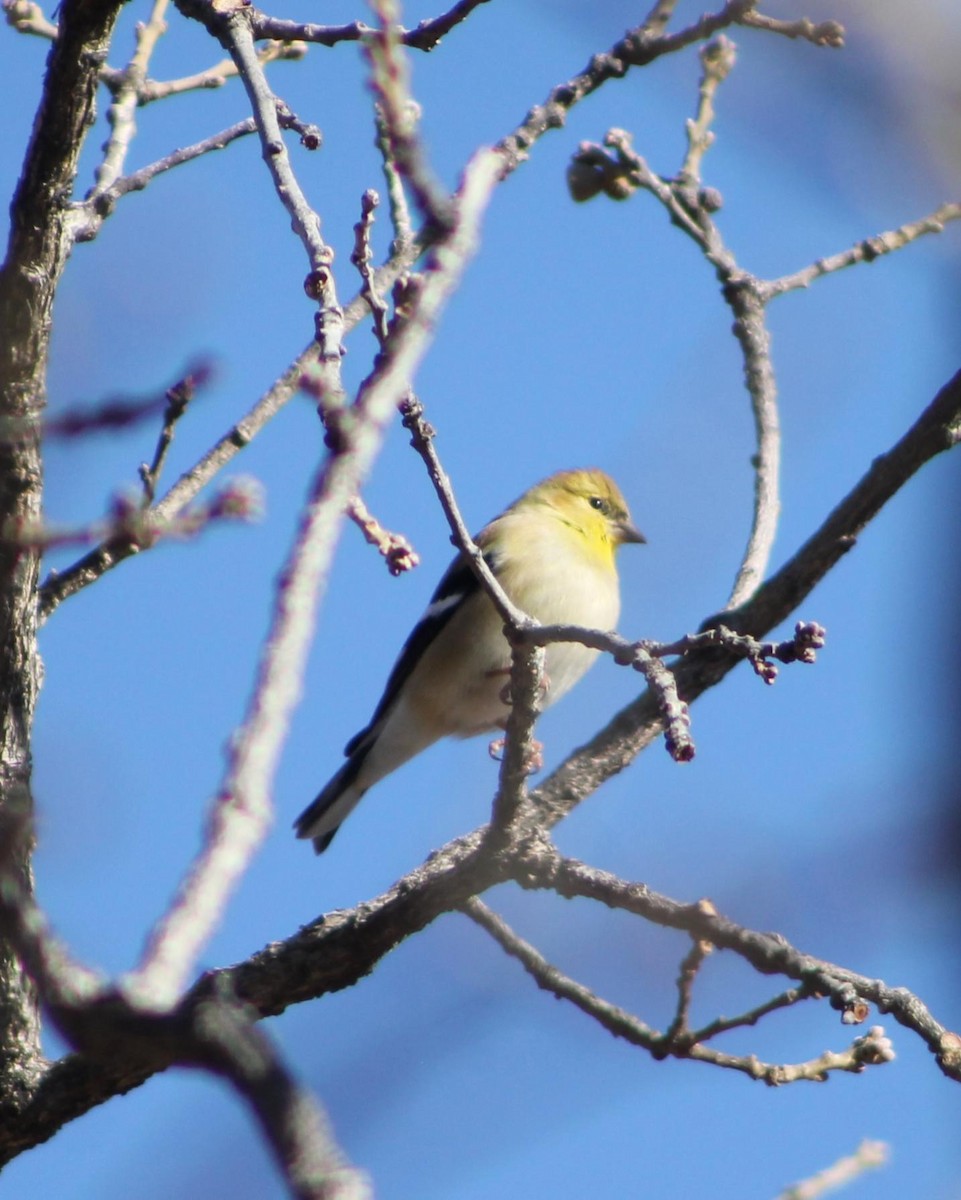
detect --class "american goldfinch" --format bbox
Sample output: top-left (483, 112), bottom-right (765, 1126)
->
top-left (295, 468), bottom-right (644, 853)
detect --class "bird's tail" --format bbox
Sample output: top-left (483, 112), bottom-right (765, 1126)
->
top-left (293, 754), bottom-right (368, 854)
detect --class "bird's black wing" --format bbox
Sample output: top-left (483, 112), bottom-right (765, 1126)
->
top-left (343, 548), bottom-right (498, 756)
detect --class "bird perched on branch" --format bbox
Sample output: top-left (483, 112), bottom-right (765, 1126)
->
top-left (294, 468), bottom-right (644, 853)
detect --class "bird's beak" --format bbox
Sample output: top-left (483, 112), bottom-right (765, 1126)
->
top-left (617, 518), bottom-right (646, 546)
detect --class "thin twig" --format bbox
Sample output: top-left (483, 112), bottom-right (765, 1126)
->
top-left (630, 644), bottom-right (694, 760)
top-left (462, 896), bottom-right (662, 1050)
top-left (133, 40), bottom-right (307, 103)
top-left (36, 251), bottom-right (421, 621)
top-left (399, 397), bottom-right (528, 631)
top-left (219, 11), bottom-right (334, 286)
top-left (739, 11), bottom-right (844, 47)
top-left (402, 0), bottom-right (491, 51)
top-left (4, 480), bottom-right (261, 554)
top-left (345, 493), bottom-right (419, 576)
top-left (678, 36), bottom-right (736, 186)
top-left (113, 119), bottom-right (257, 196)
top-left (510, 620), bottom-right (824, 762)
top-left (88, 0), bottom-right (170, 201)
top-left (762, 201), bottom-right (961, 300)
top-left (487, 635), bottom-right (546, 837)
top-left (775, 1140), bottom-right (890, 1200)
top-left (574, 148), bottom-right (959, 621)
top-left (686, 1025), bottom-right (895, 1084)
top-left (497, 0), bottom-right (779, 174)
top-left (663, 918), bottom-right (715, 1043)
top-left (344, 192), bottom-right (420, 575)
top-left (34, 365), bottom-right (210, 440)
top-left (601, 118), bottom-right (782, 610)
top-left (69, 120), bottom-right (258, 242)
top-left (365, 0), bottom-right (454, 235)
top-left (525, 851), bottom-right (949, 1058)
top-left (2, 0), bottom-right (57, 38)
top-left (139, 373), bottom-right (202, 503)
top-left (350, 190), bottom-right (392, 343)
top-left (37, 350), bottom-right (304, 620)
top-left (275, 97), bottom-right (322, 151)
top-left (690, 984), bottom-right (814, 1045)
top-left (373, 103), bottom-right (415, 257)
top-left (173, 0), bottom-right (347, 385)
top-left (398, 397), bottom-right (545, 833)
top-left (461, 897), bottom-right (895, 1084)
top-left (249, 1), bottom-right (489, 52)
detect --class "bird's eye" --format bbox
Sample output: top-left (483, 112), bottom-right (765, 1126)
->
top-left (589, 496), bottom-right (607, 512)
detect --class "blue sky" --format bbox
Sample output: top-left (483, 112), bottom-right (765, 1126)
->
top-left (3, 1), bottom-right (961, 1196)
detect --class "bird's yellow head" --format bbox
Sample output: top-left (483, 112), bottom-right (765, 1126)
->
top-left (522, 468), bottom-right (645, 567)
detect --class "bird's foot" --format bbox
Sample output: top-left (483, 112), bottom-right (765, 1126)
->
top-left (488, 736), bottom-right (543, 775)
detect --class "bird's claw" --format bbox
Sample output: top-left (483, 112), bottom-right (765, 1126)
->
top-left (488, 736), bottom-right (543, 775)
top-left (488, 736), bottom-right (506, 761)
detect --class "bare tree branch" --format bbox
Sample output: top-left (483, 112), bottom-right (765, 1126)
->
top-left (4, 0), bottom-right (958, 1189)
top-left (399, 397), bottom-right (547, 834)
top-left (125, 147), bottom-right (502, 1008)
top-left (129, 39), bottom-right (307, 103)
top-left (530, 368), bottom-right (961, 831)
top-left (188, 991), bottom-right (372, 1200)
top-left (0, 809), bottom-right (368, 1198)
top-left (461, 898), bottom-right (896, 1084)
top-left (35, 253), bottom-right (420, 621)
top-left (762, 201), bottom-right (961, 300)
top-left (71, 120), bottom-right (258, 241)
top-left (128, 454), bottom-right (373, 1007)
top-left (582, 121), bottom-right (781, 609)
top-left (345, 493), bottom-right (420, 576)
top-left (497, 0), bottom-right (841, 175)
top-left (774, 1139), bottom-right (890, 1200)
top-left (740, 11), bottom-right (845, 47)
top-left (0, 0), bottom-right (127, 1111)
top-left (86, 0), bottom-right (169, 202)
top-left (248, 0), bottom-right (489, 51)
top-left (365, 0), bottom-right (454, 235)
top-left (215, 7), bottom-right (342, 337)
top-left (3, 0), bottom-right (58, 38)
top-left (518, 852), bottom-right (959, 1073)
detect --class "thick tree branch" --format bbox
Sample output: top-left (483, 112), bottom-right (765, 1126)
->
top-left (3, 0), bottom-right (955, 1187)
top-left (0, 0), bottom-right (126, 1112)
top-left (3, 365), bottom-right (957, 1154)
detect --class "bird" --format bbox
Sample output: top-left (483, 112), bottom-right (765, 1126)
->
top-left (294, 468), bottom-right (645, 853)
